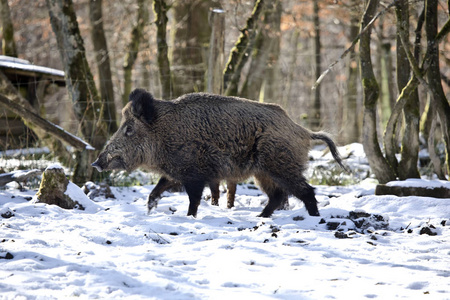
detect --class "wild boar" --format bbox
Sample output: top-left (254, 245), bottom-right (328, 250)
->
top-left (92, 89), bottom-right (347, 218)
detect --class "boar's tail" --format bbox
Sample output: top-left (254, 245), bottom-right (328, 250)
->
top-left (310, 132), bottom-right (350, 173)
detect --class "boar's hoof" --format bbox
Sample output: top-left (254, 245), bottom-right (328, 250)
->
top-left (257, 212), bottom-right (273, 218)
top-left (306, 208), bottom-right (320, 217)
top-left (187, 209), bottom-right (198, 218)
top-left (147, 198), bottom-right (158, 213)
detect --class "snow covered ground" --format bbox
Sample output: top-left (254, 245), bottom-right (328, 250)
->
top-left (1, 144), bottom-right (449, 299)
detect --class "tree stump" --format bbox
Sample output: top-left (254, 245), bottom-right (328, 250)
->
top-left (36, 165), bottom-right (84, 209)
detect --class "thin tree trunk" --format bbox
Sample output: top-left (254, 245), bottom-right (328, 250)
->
top-left (239, 25), bottom-right (265, 100)
top-left (310, 0), bottom-right (321, 131)
top-left (122, 0), bottom-right (146, 106)
top-left (46, 0), bottom-right (107, 184)
top-left (425, 0), bottom-right (450, 177)
top-left (261, 0), bottom-right (281, 103)
top-left (153, 0), bottom-right (172, 99)
top-left (360, 0), bottom-right (396, 183)
top-left (396, 0), bottom-right (420, 179)
top-left (240, 0), bottom-right (280, 101)
top-left (281, 29), bottom-right (299, 108)
top-left (223, 0), bottom-right (264, 96)
top-left (342, 3), bottom-right (360, 144)
top-left (140, 1), bottom-right (151, 91)
top-left (427, 105), bottom-right (446, 179)
top-left (0, 0), bottom-right (18, 57)
top-left (89, 0), bottom-right (118, 134)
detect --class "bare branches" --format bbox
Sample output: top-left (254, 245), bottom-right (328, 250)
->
top-left (312, 0), bottom-right (399, 90)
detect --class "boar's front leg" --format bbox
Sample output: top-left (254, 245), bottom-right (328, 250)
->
top-left (147, 177), bottom-right (180, 213)
top-left (184, 180), bottom-right (206, 217)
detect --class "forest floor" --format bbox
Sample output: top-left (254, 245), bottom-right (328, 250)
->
top-left (0, 143), bottom-right (449, 299)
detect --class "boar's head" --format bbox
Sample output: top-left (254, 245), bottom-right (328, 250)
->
top-left (92, 89), bottom-right (156, 173)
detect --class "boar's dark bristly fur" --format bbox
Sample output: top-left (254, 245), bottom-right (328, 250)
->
top-left (92, 89), bottom-right (347, 218)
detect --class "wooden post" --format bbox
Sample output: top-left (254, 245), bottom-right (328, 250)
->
top-left (207, 8), bottom-right (225, 94)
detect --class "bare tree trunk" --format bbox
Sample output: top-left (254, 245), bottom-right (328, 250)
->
top-left (396, 0), bottom-right (420, 179)
top-left (122, 0), bottom-right (146, 106)
top-left (428, 105), bottom-right (446, 179)
top-left (171, 0), bottom-right (213, 97)
top-left (261, 0), bottom-right (281, 103)
top-left (425, 0), bottom-right (450, 177)
top-left (89, 0), bottom-right (118, 134)
top-left (239, 24), bottom-right (265, 100)
top-left (360, 0), bottom-right (396, 183)
top-left (153, 0), bottom-right (172, 99)
top-left (140, 0), bottom-right (151, 91)
top-left (310, 0), bottom-right (321, 131)
top-left (224, 0), bottom-right (264, 96)
top-left (240, 0), bottom-right (280, 101)
top-left (281, 29), bottom-right (299, 108)
top-left (46, 0), bottom-right (107, 184)
top-left (342, 3), bottom-right (360, 144)
top-left (0, 0), bottom-right (18, 57)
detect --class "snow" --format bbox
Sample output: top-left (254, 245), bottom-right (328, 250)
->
top-left (386, 178), bottom-right (450, 189)
top-left (0, 55), bottom-right (65, 77)
top-left (1, 144), bottom-right (450, 299)
top-left (45, 163), bottom-right (64, 170)
top-left (0, 147), bottom-right (50, 158)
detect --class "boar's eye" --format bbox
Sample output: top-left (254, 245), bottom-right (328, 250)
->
top-left (123, 125), bottom-right (135, 137)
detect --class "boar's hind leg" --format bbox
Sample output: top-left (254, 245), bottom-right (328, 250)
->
top-left (264, 171), bottom-right (319, 216)
top-left (282, 178), bottom-right (319, 217)
top-left (209, 180), bottom-right (220, 206)
top-left (148, 177), bottom-right (180, 213)
top-left (277, 193), bottom-right (290, 210)
top-left (255, 174), bottom-right (287, 218)
top-left (184, 180), bottom-right (206, 217)
top-left (226, 180), bottom-right (237, 209)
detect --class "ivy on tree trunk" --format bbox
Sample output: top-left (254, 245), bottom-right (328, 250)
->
top-left (223, 0), bottom-right (264, 96)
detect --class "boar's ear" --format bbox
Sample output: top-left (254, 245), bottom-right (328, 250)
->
top-left (129, 88), bottom-right (156, 124)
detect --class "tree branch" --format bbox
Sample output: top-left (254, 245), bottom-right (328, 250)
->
top-left (0, 94), bottom-right (94, 151)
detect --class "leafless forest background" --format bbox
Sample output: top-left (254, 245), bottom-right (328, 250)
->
top-left (1, 0), bottom-right (450, 184)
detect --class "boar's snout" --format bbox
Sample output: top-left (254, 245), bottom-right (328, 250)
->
top-left (91, 159), bottom-right (103, 172)
top-left (91, 151), bottom-right (126, 172)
